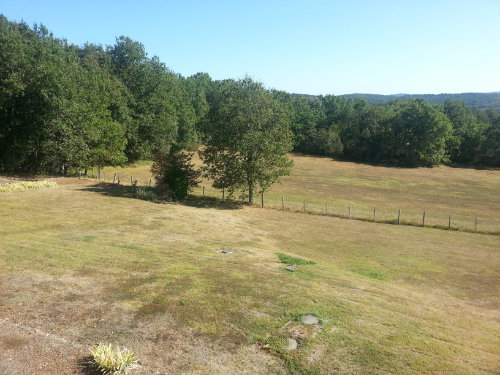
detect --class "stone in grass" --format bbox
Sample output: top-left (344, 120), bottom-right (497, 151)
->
top-left (300, 314), bottom-right (319, 325)
top-left (221, 249), bottom-right (233, 254)
top-left (286, 338), bottom-right (298, 350)
top-left (286, 266), bottom-right (297, 272)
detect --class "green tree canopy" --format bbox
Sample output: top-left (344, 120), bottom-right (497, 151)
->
top-left (200, 78), bottom-right (293, 203)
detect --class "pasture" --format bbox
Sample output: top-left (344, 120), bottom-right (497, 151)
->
top-left (0, 156), bottom-right (499, 374)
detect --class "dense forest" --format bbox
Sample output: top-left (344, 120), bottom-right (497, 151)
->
top-left (1, 15), bottom-right (499, 175)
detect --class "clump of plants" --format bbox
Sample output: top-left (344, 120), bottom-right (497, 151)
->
top-left (0, 181), bottom-right (57, 192)
top-left (151, 151), bottom-right (201, 200)
top-left (89, 343), bottom-right (138, 375)
top-left (134, 186), bottom-right (159, 202)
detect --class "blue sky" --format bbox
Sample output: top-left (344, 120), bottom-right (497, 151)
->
top-left (1, 0), bottom-right (499, 95)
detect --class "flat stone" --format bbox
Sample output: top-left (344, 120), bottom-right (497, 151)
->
top-left (286, 266), bottom-right (297, 272)
top-left (221, 249), bottom-right (233, 254)
top-left (286, 338), bottom-right (297, 350)
top-left (300, 314), bottom-right (319, 325)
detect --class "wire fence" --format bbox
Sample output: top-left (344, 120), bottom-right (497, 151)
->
top-left (80, 171), bottom-right (500, 236)
top-left (191, 185), bottom-right (500, 235)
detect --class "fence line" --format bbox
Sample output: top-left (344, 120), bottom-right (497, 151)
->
top-left (79, 172), bottom-right (499, 235)
top-left (187, 184), bottom-right (499, 235)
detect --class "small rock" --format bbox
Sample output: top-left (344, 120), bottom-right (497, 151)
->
top-left (301, 314), bottom-right (319, 325)
top-left (286, 338), bottom-right (298, 350)
top-left (221, 249), bottom-right (233, 254)
top-left (286, 266), bottom-right (297, 272)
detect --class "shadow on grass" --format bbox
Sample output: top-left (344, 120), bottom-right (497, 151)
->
top-left (79, 182), bottom-right (136, 198)
top-left (183, 195), bottom-right (245, 210)
top-left (77, 356), bottom-right (101, 375)
top-left (79, 182), bottom-right (244, 210)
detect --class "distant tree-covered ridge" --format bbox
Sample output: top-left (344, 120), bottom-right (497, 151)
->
top-left (1, 14), bottom-right (498, 176)
top-left (340, 92), bottom-right (500, 110)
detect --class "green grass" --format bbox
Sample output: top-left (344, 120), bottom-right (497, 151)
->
top-left (0, 158), bottom-right (498, 374)
top-left (277, 253), bottom-right (316, 265)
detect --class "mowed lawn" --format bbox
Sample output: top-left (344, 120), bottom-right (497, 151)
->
top-left (0, 171), bottom-right (499, 374)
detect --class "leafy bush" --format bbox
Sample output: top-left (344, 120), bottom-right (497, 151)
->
top-left (0, 181), bottom-right (57, 192)
top-left (89, 343), bottom-right (138, 375)
top-left (135, 186), bottom-right (159, 202)
top-left (151, 151), bottom-right (200, 200)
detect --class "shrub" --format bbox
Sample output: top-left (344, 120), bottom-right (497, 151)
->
top-left (151, 151), bottom-right (201, 200)
top-left (135, 187), bottom-right (159, 202)
top-left (0, 181), bottom-right (57, 192)
top-left (89, 343), bottom-right (138, 375)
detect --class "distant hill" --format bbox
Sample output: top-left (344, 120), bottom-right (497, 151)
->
top-left (340, 92), bottom-right (500, 110)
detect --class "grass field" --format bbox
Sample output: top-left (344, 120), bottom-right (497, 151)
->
top-left (99, 154), bottom-right (500, 233)
top-left (0, 157), bottom-right (499, 374)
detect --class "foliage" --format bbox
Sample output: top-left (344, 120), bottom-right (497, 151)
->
top-left (201, 77), bottom-right (293, 203)
top-left (0, 15), bottom-right (498, 172)
top-left (134, 186), bottom-right (159, 201)
top-left (341, 92), bottom-right (500, 110)
top-left (151, 151), bottom-right (200, 200)
top-left (0, 181), bottom-right (57, 192)
top-left (89, 343), bottom-right (138, 375)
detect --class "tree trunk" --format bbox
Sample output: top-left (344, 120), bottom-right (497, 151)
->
top-left (248, 185), bottom-right (254, 204)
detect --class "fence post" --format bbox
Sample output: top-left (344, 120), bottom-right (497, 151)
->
top-left (348, 205), bottom-right (351, 219)
top-left (422, 211), bottom-right (426, 227)
top-left (113, 172), bottom-right (117, 183)
top-left (222, 187), bottom-right (225, 200)
top-left (397, 208), bottom-right (401, 224)
top-left (130, 176), bottom-right (133, 185)
top-left (261, 192), bottom-right (264, 208)
top-left (448, 215), bottom-right (451, 230)
top-left (203, 186), bottom-right (205, 196)
top-left (282, 196), bottom-right (284, 211)
top-left (373, 208), bottom-right (376, 222)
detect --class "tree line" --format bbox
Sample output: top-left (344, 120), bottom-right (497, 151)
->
top-left (276, 92), bottom-right (499, 167)
top-left (341, 92), bottom-right (500, 110)
top-left (1, 15), bottom-right (498, 181)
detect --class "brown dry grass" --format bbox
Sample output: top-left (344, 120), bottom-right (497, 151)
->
top-left (103, 154), bottom-right (499, 232)
top-left (0, 156), bottom-right (498, 374)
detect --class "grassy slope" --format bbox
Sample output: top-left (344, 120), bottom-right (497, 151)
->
top-left (0, 173), bottom-right (499, 374)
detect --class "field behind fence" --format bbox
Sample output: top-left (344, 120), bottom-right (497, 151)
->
top-left (92, 155), bottom-right (500, 235)
top-left (191, 184), bottom-right (499, 234)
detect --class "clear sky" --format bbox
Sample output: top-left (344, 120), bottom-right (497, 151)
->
top-left (1, 0), bottom-right (499, 95)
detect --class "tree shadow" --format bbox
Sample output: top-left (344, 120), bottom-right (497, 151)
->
top-left (182, 195), bottom-right (245, 210)
top-left (78, 182), bottom-right (136, 198)
top-left (78, 182), bottom-right (244, 210)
